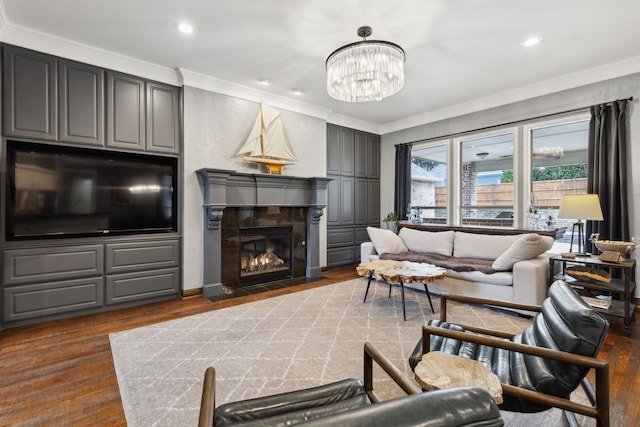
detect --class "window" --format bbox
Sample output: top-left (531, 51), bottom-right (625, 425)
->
top-left (526, 118), bottom-right (589, 239)
top-left (410, 142), bottom-right (448, 223)
top-left (407, 113), bottom-right (588, 233)
top-left (458, 131), bottom-right (515, 226)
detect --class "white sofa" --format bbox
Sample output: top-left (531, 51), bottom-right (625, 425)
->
top-left (360, 226), bottom-right (554, 306)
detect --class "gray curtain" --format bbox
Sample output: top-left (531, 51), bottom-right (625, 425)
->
top-left (586, 99), bottom-right (629, 246)
top-left (394, 143), bottom-right (412, 220)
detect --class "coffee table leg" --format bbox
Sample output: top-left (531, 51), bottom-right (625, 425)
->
top-left (423, 284), bottom-right (435, 314)
top-left (400, 280), bottom-right (406, 321)
top-left (363, 275), bottom-right (373, 303)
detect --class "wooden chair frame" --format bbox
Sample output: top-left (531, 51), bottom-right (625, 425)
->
top-left (421, 293), bottom-right (610, 427)
top-left (198, 342), bottom-right (420, 427)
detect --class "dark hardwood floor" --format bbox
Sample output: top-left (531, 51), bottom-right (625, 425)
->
top-left (0, 264), bottom-right (638, 426)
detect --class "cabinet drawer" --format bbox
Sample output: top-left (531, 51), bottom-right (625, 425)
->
top-left (327, 247), bottom-right (355, 266)
top-left (327, 229), bottom-right (355, 248)
top-left (106, 240), bottom-right (179, 274)
top-left (106, 267), bottom-right (180, 305)
top-left (3, 277), bottom-right (103, 322)
top-left (3, 245), bottom-right (103, 285)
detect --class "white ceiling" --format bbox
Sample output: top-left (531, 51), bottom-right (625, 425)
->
top-left (2, 0), bottom-right (640, 134)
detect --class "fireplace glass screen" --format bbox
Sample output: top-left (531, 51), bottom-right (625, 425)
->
top-left (239, 226), bottom-right (293, 286)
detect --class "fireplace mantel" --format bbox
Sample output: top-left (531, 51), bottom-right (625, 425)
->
top-left (196, 168), bottom-right (332, 297)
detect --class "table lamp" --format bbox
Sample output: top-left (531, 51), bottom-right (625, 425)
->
top-left (557, 194), bottom-right (604, 256)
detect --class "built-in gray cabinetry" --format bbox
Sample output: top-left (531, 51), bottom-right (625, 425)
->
top-left (2, 45), bottom-right (180, 154)
top-left (2, 239), bottom-right (180, 326)
top-left (326, 123), bottom-right (380, 266)
top-left (0, 43), bottom-right (183, 329)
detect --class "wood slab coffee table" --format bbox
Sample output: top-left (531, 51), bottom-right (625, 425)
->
top-left (356, 260), bottom-right (446, 320)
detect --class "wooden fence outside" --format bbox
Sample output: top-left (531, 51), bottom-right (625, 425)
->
top-left (433, 178), bottom-right (588, 208)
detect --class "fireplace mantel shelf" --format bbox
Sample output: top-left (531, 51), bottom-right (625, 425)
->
top-left (196, 168), bottom-right (332, 208)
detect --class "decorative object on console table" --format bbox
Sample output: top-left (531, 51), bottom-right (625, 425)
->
top-left (557, 194), bottom-right (604, 256)
top-left (589, 233), bottom-right (638, 259)
top-left (599, 250), bottom-right (621, 263)
top-left (549, 253), bottom-right (636, 336)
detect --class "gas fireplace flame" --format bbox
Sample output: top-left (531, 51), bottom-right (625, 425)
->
top-left (241, 251), bottom-right (285, 273)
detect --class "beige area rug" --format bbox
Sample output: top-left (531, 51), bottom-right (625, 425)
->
top-left (110, 278), bottom-right (582, 426)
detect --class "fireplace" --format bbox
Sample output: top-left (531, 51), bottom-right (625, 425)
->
top-left (239, 226), bottom-right (293, 286)
top-left (197, 169), bottom-right (332, 298)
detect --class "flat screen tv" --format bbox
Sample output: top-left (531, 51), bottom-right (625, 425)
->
top-left (6, 141), bottom-right (178, 240)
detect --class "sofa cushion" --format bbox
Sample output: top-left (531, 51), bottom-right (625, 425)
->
top-left (492, 233), bottom-right (554, 271)
top-left (367, 227), bottom-right (408, 255)
top-left (398, 228), bottom-right (455, 256)
top-left (453, 232), bottom-right (520, 260)
top-left (446, 270), bottom-right (514, 286)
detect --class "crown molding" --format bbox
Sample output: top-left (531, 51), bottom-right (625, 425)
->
top-left (179, 68), bottom-right (332, 121)
top-left (380, 55), bottom-right (640, 135)
top-left (326, 113), bottom-right (381, 135)
top-left (0, 22), bottom-right (182, 85)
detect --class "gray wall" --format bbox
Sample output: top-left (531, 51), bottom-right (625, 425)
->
top-left (182, 87), bottom-right (328, 291)
top-left (381, 72), bottom-right (640, 295)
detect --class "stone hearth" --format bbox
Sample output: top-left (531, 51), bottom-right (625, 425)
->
top-left (197, 168), bottom-right (331, 298)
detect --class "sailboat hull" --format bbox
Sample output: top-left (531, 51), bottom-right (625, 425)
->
top-left (243, 156), bottom-right (293, 175)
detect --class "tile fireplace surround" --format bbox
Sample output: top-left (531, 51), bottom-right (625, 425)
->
top-left (197, 168), bottom-right (332, 298)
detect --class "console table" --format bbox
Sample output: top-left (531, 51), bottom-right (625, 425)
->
top-left (550, 254), bottom-right (636, 336)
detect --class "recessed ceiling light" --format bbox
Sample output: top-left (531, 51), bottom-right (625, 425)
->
top-left (177, 23), bottom-right (194, 34)
top-left (291, 88), bottom-right (303, 95)
top-left (257, 78), bottom-right (271, 86)
top-left (522, 36), bottom-right (542, 47)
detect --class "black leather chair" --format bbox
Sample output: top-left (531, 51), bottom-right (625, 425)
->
top-left (409, 280), bottom-right (610, 427)
top-left (199, 342), bottom-right (504, 427)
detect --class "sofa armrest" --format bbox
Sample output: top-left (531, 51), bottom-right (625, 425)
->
top-left (512, 253), bottom-right (551, 306)
top-left (360, 242), bottom-right (378, 263)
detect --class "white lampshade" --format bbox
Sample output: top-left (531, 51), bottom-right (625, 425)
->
top-left (557, 194), bottom-right (604, 221)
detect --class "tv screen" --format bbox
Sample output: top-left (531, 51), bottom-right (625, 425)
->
top-left (6, 141), bottom-right (177, 239)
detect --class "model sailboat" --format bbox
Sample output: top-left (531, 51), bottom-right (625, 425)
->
top-left (237, 101), bottom-right (297, 174)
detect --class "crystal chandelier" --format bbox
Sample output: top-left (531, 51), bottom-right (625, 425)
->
top-left (326, 26), bottom-right (405, 102)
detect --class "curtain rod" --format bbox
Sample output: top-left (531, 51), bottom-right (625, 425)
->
top-left (399, 96), bottom-right (633, 147)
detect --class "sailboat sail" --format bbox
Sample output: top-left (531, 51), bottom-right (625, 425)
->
top-left (237, 102), bottom-right (297, 162)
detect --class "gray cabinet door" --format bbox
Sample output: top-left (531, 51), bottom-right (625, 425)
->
top-left (340, 177), bottom-right (355, 224)
top-left (340, 127), bottom-right (355, 176)
top-left (368, 134), bottom-right (380, 179)
top-left (326, 124), bottom-right (341, 175)
top-left (106, 72), bottom-right (145, 150)
top-left (146, 82), bottom-right (180, 154)
top-left (354, 178), bottom-right (368, 224)
top-left (367, 180), bottom-right (381, 224)
top-left (59, 60), bottom-right (104, 146)
top-left (326, 176), bottom-right (340, 226)
top-left (3, 46), bottom-right (57, 140)
top-left (355, 132), bottom-right (369, 177)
